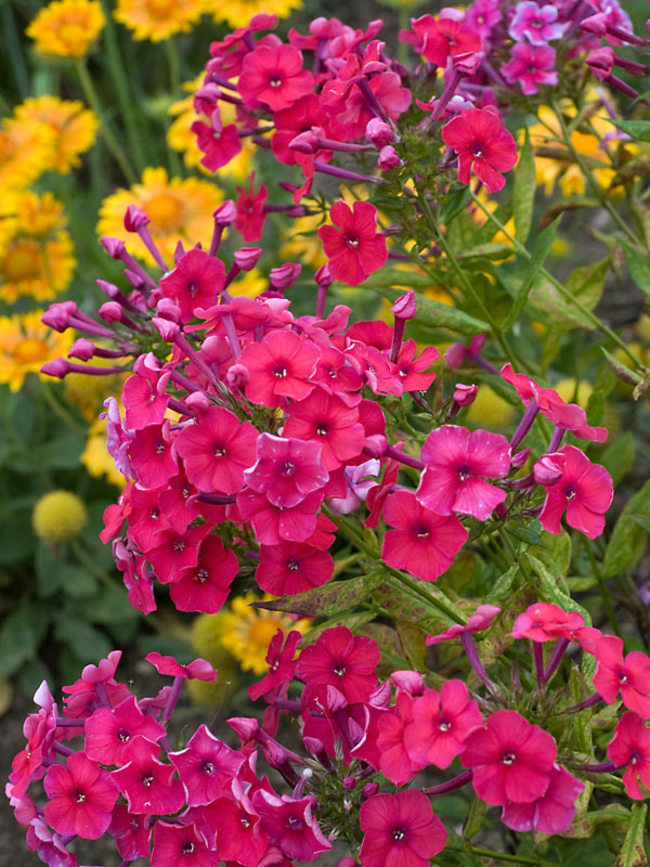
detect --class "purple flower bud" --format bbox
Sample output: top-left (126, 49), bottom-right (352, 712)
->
top-left (100, 236), bottom-right (126, 259)
top-left (185, 391), bottom-right (212, 412)
top-left (41, 358), bottom-right (70, 379)
top-left (123, 204), bottom-right (150, 232)
top-left (98, 302), bottom-right (124, 324)
top-left (361, 782), bottom-right (379, 799)
top-left (511, 448), bottom-right (531, 468)
top-left (342, 776), bottom-right (357, 791)
top-left (364, 434), bottom-right (388, 458)
top-left (152, 317), bottom-right (180, 341)
top-left (314, 263), bottom-right (332, 287)
top-left (42, 301), bottom-right (77, 332)
top-left (68, 338), bottom-right (96, 361)
top-left (289, 130), bottom-right (319, 154)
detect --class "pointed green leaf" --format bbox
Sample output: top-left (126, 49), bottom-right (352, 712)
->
top-left (254, 573), bottom-right (383, 619)
top-left (622, 240), bottom-right (650, 297)
top-left (610, 119), bottom-right (650, 142)
top-left (514, 131), bottom-right (536, 245)
top-left (501, 217), bottom-right (561, 331)
top-left (603, 480), bottom-right (650, 579)
top-left (525, 554), bottom-right (591, 624)
top-left (613, 802), bottom-right (647, 867)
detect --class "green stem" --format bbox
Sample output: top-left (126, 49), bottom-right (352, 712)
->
top-left (75, 58), bottom-right (138, 185)
top-left (468, 191), bottom-right (644, 371)
top-left (583, 537), bottom-right (621, 638)
top-left (446, 841), bottom-right (542, 864)
top-left (385, 567), bottom-right (466, 625)
top-left (70, 539), bottom-right (114, 587)
top-left (39, 381), bottom-right (87, 436)
top-left (165, 35), bottom-right (181, 100)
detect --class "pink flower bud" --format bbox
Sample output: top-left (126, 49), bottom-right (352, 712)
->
top-left (98, 302), bottom-right (124, 324)
top-left (96, 279), bottom-right (122, 300)
top-left (123, 204), bottom-right (150, 232)
top-left (377, 145), bottom-right (402, 171)
top-left (364, 434), bottom-right (388, 458)
top-left (156, 297), bottom-right (182, 322)
top-left (227, 716), bottom-right (260, 741)
top-left (68, 338), bottom-right (96, 361)
top-left (534, 453), bottom-right (564, 486)
top-left (581, 12), bottom-right (608, 35)
top-left (342, 776), bottom-right (357, 791)
top-left (445, 342), bottom-right (468, 369)
top-left (365, 118), bottom-right (394, 147)
top-left (453, 383), bottom-right (478, 407)
top-left (40, 358), bottom-right (70, 379)
top-left (392, 290), bottom-right (417, 320)
top-left (213, 200), bottom-right (238, 226)
top-left (511, 448), bottom-right (530, 468)
top-left (100, 236), bottom-right (126, 259)
top-left (42, 301), bottom-right (77, 332)
top-left (390, 670), bottom-right (424, 696)
top-left (495, 502), bottom-right (508, 519)
top-left (226, 362), bottom-right (250, 389)
top-left (234, 246), bottom-right (263, 271)
top-left (314, 263), bottom-right (332, 287)
top-left (289, 130), bottom-right (319, 154)
top-left (270, 262), bottom-right (302, 290)
top-left (152, 317), bottom-right (180, 341)
top-left (361, 782), bottom-right (380, 799)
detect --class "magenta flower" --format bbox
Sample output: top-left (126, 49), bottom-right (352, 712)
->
top-left (122, 353), bottom-right (170, 430)
top-left (377, 692), bottom-right (424, 785)
top-left (244, 433), bottom-right (329, 508)
top-left (236, 487), bottom-right (322, 546)
top-left (191, 117), bottom-right (242, 172)
top-left (257, 540), bottom-right (334, 596)
top-left (359, 790), bottom-right (447, 867)
top-left (535, 445), bottom-right (613, 539)
top-left (43, 752), bottom-right (118, 839)
top-left (169, 534), bottom-right (239, 614)
top-left (194, 795), bottom-right (269, 863)
top-left (128, 422), bottom-right (178, 490)
top-left (235, 174), bottom-right (268, 242)
top-left (252, 790), bottom-right (332, 862)
top-left (509, 2), bottom-right (565, 44)
top-left (296, 625), bottom-right (379, 703)
top-left (111, 737), bottom-right (185, 815)
top-left (318, 201), bottom-right (387, 286)
top-left (169, 724), bottom-right (244, 807)
top-left (85, 695), bottom-right (166, 766)
top-left (608, 712), bottom-right (650, 800)
top-left (400, 13), bottom-right (481, 67)
top-left (283, 388), bottom-right (365, 471)
top-left (404, 680), bottom-right (483, 769)
top-left (238, 44), bottom-right (314, 112)
top-left (416, 425), bottom-right (511, 521)
top-left (152, 821), bottom-right (215, 867)
top-left (145, 652), bottom-right (218, 681)
top-left (502, 44), bottom-right (558, 95)
top-left (239, 329), bottom-right (320, 408)
top-left (510, 602), bottom-right (585, 643)
top-left (426, 604), bottom-right (500, 646)
top-left (593, 635), bottom-right (650, 717)
top-left (249, 629), bottom-right (302, 703)
top-left (382, 489), bottom-right (468, 582)
top-left (109, 805), bottom-right (152, 861)
top-left (441, 107), bottom-right (518, 193)
top-left (501, 765), bottom-right (584, 834)
top-left (159, 249), bottom-right (226, 322)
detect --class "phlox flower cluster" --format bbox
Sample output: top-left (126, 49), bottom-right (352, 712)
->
top-left (37, 197), bottom-right (615, 616)
top-left (10, 603), bottom-right (650, 865)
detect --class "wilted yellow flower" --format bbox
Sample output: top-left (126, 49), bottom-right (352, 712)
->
top-left (14, 97), bottom-right (98, 173)
top-left (33, 490), bottom-right (87, 544)
top-left (0, 118), bottom-right (56, 192)
top-left (26, 0), bottom-right (106, 58)
top-left (114, 0), bottom-right (204, 42)
top-left (203, 0), bottom-right (302, 29)
top-left (0, 310), bottom-right (73, 392)
top-left (97, 167), bottom-right (223, 267)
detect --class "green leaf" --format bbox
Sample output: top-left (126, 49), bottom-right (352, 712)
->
top-left (255, 573), bottom-right (383, 619)
top-left (463, 796), bottom-right (488, 841)
top-left (610, 119), bottom-right (650, 142)
top-left (514, 131), bottom-right (536, 245)
top-left (365, 285), bottom-right (490, 335)
top-left (563, 805), bottom-right (630, 840)
top-left (525, 554), bottom-right (592, 624)
top-left (613, 802), bottom-right (647, 867)
top-left (0, 511), bottom-right (34, 564)
top-left (530, 532), bottom-right (572, 578)
top-left (501, 217), bottom-right (560, 331)
top-left (54, 615), bottom-right (112, 663)
top-left (439, 184), bottom-right (469, 224)
top-left (486, 565), bottom-right (520, 605)
top-left (0, 604), bottom-right (46, 676)
top-left (601, 432), bottom-right (636, 487)
top-left (622, 240), bottom-right (650, 297)
top-left (529, 257), bottom-right (609, 332)
top-left (602, 480), bottom-right (650, 579)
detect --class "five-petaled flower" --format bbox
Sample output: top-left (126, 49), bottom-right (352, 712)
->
top-left (318, 201), bottom-right (387, 286)
top-left (442, 107), bottom-right (518, 193)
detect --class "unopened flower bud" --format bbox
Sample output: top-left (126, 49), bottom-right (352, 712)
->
top-left (534, 453), bottom-right (564, 486)
top-left (68, 338), bottom-right (96, 361)
top-left (213, 200), bottom-right (237, 226)
top-left (270, 262), bottom-right (302, 290)
top-left (185, 392), bottom-right (212, 413)
top-left (123, 204), bottom-right (150, 232)
top-left (156, 297), bottom-right (182, 322)
top-left (289, 130), bottom-right (319, 154)
top-left (100, 236), bottom-right (126, 259)
top-left (391, 670), bottom-right (424, 696)
top-left (361, 782), bottom-right (379, 799)
top-left (42, 301), bottom-right (77, 332)
top-left (581, 12), bottom-right (608, 35)
top-left (377, 145), bottom-right (402, 170)
top-left (41, 358), bottom-right (70, 379)
top-left (314, 263), bottom-right (332, 287)
top-left (445, 343), bottom-right (468, 369)
top-left (364, 434), bottom-right (388, 458)
top-left (365, 118), bottom-right (394, 147)
top-left (234, 247), bottom-right (263, 271)
top-left (226, 362), bottom-right (250, 389)
top-left (453, 383), bottom-right (478, 407)
top-left (227, 716), bottom-right (259, 741)
top-left (342, 776), bottom-right (357, 791)
top-left (494, 502), bottom-right (507, 519)
top-left (511, 448), bottom-right (530, 469)
top-left (152, 317), bottom-right (180, 341)
top-left (98, 302), bottom-right (124, 324)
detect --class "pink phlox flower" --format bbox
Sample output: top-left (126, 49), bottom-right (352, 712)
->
top-left (312, 345), bottom-right (363, 406)
top-left (61, 651), bottom-right (130, 718)
top-left (251, 790), bottom-right (331, 862)
top-left (327, 458), bottom-right (381, 515)
top-left (146, 652), bottom-right (218, 682)
top-left (377, 692), bottom-right (425, 784)
top-left (509, 2), bottom-right (565, 44)
top-left (237, 487), bottom-right (322, 545)
top-left (128, 421), bottom-right (178, 490)
top-left (502, 43), bottom-right (557, 94)
top-left (271, 94), bottom-right (330, 166)
top-left (461, 709), bottom-right (557, 805)
top-left (235, 173), bottom-right (269, 242)
top-left (102, 396), bottom-right (133, 479)
top-left (6, 780), bottom-right (37, 825)
top-left (296, 625), bottom-right (379, 703)
top-left (365, 456), bottom-right (400, 528)
top-left (238, 44), bottom-right (314, 112)
top-left (101, 492), bottom-right (131, 544)
top-left (85, 695), bottom-right (166, 766)
top-left (359, 790), bottom-right (447, 867)
top-left (510, 601), bottom-right (586, 643)
top-left (124, 484), bottom-right (170, 551)
top-left (345, 342), bottom-right (403, 396)
top-left (26, 817), bottom-right (76, 867)
top-left (256, 540), bottom-right (334, 596)
top-left (283, 388), bottom-right (365, 471)
top-left (44, 751), bottom-right (118, 839)
top-left (593, 635), bottom-right (650, 717)
top-left (244, 433), bottom-right (329, 508)
top-left (249, 629), bottom-right (302, 703)
top-left (169, 534), bottom-right (238, 614)
top-left (466, 0), bottom-right (501, 40)
top-left (404, 680), bottom-right (482, 769)
top-left (400, 12), bottom-right (481, 67)
top-left (382, 489), bottom-right (468, 582)
top-left (174, 405), bottom-right (258, 494)
top-left (501, 764), bottom-right (585, 834)
top-left (192, 112), bottom-right (243, 172)
top-left (535, 445), bottom-right (613, 539)
top-left (122, 353), bottom-right (171, 430)
top-left (169, 724), bottom-right (245, 806)
top-left (318, 201), bottom-right (388, 287)
top-left (109, 804), bottom-right (153, 861)
top-left (111, 736), bottom-right (185, 815)
top-left (152, 820), bottom-right (215, 867)
top-left (416, 425), bottom-right (511, 521)
top-left (607, 712), bottom-right (650, 800)
top-left (159, 249), bottom-right (226, 322)
top-left (442, 107), bottom-right (518, 193)
top-left (208, 14), bottom-right (278, 77)
top-left (157, 475), bottom-right (203, 535)
top-left (426, 604), bottom-right (500, 646)
top-left (394, 340), bottom-right (439, 392)
top-left (191, 795), bottom-right (269, 864)
top-left (114, 539), bottom-right (157, 615)
top-left (583, 0), bottom-right (633, 44)
top-left (144, 523), bottom-right (211, 585)
top-left (239, 329), bottom-right (320, 407)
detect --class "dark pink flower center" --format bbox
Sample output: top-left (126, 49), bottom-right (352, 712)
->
top-left (333, 662), bottom-right (346, 677)
top-left (415, 524), bottom-right (429, 539)
top-left (74, 791), bottom-right (86, 803)
top-left (280, 461), bottom-right (295, 476)
top-left (117, 728), bottom-right (130, 742)
top-left (142, 773), bottom-right (154, 787)
top-left (564, 484), bottom-right (577, 500)
top-left (182, 842), bottom-right (195, 855)
top-left (457, 464), bottom-right (472, 481)
top-left (501, 751), bottom-right (516, 765)
top-left (346, 235), bottom-right (360, 248)
top-left (195, 568), bottom-right (208, 583)
top-left (393, 827), bottom-right (406, 841)
top-left (438, 718), bottom-right (451, 732)
top-left (202, 760), bottom-right (215, 775)
top-left (287, 815), bottom-right (304, 831)
top-left (288, 558), bottom-right (300, 571)
top-left (316, 423), bottom-right (329, 436)
top-left (274, 365), bottom-right (288, 378)
top-left (173, 540), bottom-right (186, 552)
top-left (269, 77), bottom-right (283, 88)
top-left (214, 444), bottom-right (227, 457)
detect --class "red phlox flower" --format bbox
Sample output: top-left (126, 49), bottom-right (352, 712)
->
top-left (9, 682), bottom-right (59, 797)
top-left (426, 604), bottom-right (500, 646)
top-left (501, 764), bottom-right (584, 834)
top-left (283, 388), bottom-right (365, 471)
top-left (62, 652), bottom-right (131, 719)
top-left (174, 405), bottom-right (258, 494)
top-left (249, 629), bottom-right (302, 703)
top-left (238, 44), bottom-right (314, 112)
top-left (152, 820), bottom-right (215, 867)
top-left (235, 174), bottom-right (269, 242)
top-left (236, 487), bottom-right (322, 545)
top-left (159, 249), bottom-right (226, 322)
top-left (169, 724), bottom-right (245, 806)
top-left (404, 680), bottom-right (483, 769)
top-left (466, 0), bottom-right (501, 39)
top-left (85, 695), bottom-right (166, 766)
top-left (118, 546), bottom-right (157, 615)
top-left (144, 523), bottom-right (211, 585)
top-left (442, 107), bottom-right (518, 193)
top-left (535, 445), bottom-right (613, 539)
top-left (109, 804), bottom-right (152, 861)
top-left (244, 433), bottom-right (329, 508)
top-left (169, 534), bottom-right (239, 614)
top-left (145, 652), bottom-right (218, 681)
top-left (461, 709), bottom-right (556, 805)
top-left (296, 625), bottom-right (379, 703)
top-left (502, 43), bottom-right (557, 95)
top-left (312, 345), bottom-right (364, 406)
top-left (382, 489), bottom-right (468, 582)
top-left (394, 340), bottom-right (439, 391)
top-left (400, 12), bottom-right (481, 67)
top-left (376, 692), bottom-right (425, 785)
top-left (607, 712), bottom-right (650, 800)
top-left (124, 485), bottom-right (169, 551)
top-left (238, 329), bottom-right (320, 407)
top-left (128, 421), bottom-right (178, 490)
top-left (111, 736), bottom-right (185, 815)
top-left (157, 475), bottom-right (202, 535)
top-left (191, 111), bottom-right (242, 172)
top-left (593, 635), bottom-right (650, 717)
top-left (318, 201), bottom-right (387, 286)
top-left (251, 790), bottom-right (332, 862)
top-left (256, 540), bottom-right (334, 596)
top-left (510, 601), bottom-right (586, 643)
top-left (359, 790), bottom-right (447, 867)
top-left (44, 752), bottom-right (118, 839)
top-left (122, 353), bottom-right (171, 430)
top-left (345, 342), bottom-right (403, 395)
top-left (192, 795), bottom-right (269, 865)
top-left (416, 425), bottom-right (511, 521)
top-left (208, 14), bottom-right (279, 77)
top-left (271, 94), bottom-right (331, 166)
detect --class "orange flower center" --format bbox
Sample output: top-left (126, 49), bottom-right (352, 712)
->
top-left (145, 193), bottom-right (185, 233)
top-left (249, 618), bottom-right (281, 649)
top-left (4, 241), bottom-right (41, 281)
top-left (145, 0), bottom-right (179, 17)
top-left (12, 337), bottom-right (50, 364)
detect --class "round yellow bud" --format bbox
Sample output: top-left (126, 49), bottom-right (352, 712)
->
top-left (32, 490), bottom-right (87, 544)
top-left (191, 612), bottom-right (226, 663)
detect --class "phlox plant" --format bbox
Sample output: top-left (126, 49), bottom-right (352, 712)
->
top-left (6, 0), bottom-right (650, 864)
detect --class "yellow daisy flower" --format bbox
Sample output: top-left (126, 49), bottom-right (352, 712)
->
top-left (81, 416), bottom-right (128, 487)
top-left (97, 167), bottom-right (223, 267)
top-left (14, 97), bottom-right (98, 174)
top-left (232, 269), bottom-right (266, 298)
top-left (0, 310), bottom-right (73, 392)
top-left (203, 0), bottom-right (302, 29)
top-left (167, 77), bottom-right (254, 180)
top-left (26, 0), bottom-right (106, 58)
top-left (0, 117), bottom-right (56, 192)
top-left (114, 0), bottom-right (204, 42)
top-left (280, 213), bottom-right (328, 271)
